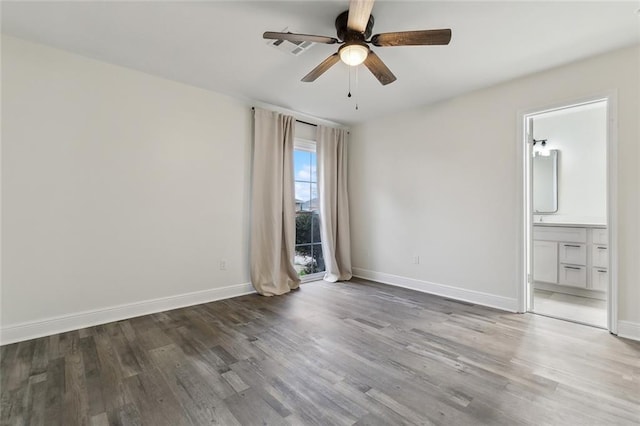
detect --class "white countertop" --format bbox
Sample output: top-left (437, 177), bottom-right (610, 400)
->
top-left (533, 222), bottom-right (606, 228)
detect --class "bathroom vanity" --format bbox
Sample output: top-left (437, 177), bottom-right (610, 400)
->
top-left (533, 223), bottom-right (608, 298)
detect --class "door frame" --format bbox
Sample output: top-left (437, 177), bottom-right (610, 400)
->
top-left (517, 91), bottom-right (618, 334)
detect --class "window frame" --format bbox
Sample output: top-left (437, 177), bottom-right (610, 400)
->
top-left (293, 137), bottom-right (324, 283)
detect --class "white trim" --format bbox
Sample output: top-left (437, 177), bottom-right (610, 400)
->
top-left (604, 93), bottom-right (619, 334)
top-left (352, 268), bottom-right (518, 312)
top-left (517, 91), bottom-right (618, 333)
top-left (516, 111), bottom-right (527, 312)
top-left (0, 282), bottom-right (255, 345)
top-left (300, 272), bottom-right (325, 283)
top-left (617, 321), bottom-right (640, 342)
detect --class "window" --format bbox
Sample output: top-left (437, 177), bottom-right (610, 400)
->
top-left (294, 140), bottom-right (325, 278)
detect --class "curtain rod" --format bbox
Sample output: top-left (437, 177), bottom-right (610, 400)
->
top-left (251, 107), bottom-right (317, 127)
top-left (296, 119), bottom-right (317, 127)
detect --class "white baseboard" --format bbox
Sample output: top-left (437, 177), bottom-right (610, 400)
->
top-left (0, 282), bottom-right (255, 345)
top-left (617, 320), bottom-right (640, 342)
top-left (352, 267), bottom-right (519, 313)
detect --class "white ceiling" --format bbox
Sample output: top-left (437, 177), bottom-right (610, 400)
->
top-left (2, 1), bottom-right (639, 124)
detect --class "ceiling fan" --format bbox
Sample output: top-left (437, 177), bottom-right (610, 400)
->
top-left (263, 0), bottom-right (452, 86)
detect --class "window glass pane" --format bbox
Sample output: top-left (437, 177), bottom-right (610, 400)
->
top-left (312, 244), bottom-right (325, 273)
top-left (310, 152), bottom-right (318, 183)
top-left (310, 183), bottom-right (319, 211)
top-left (295, 181), bottom-right (312, 210)
top-left (295, 211), bottom-right (312, 244)
top-left (294, 150), bottom-right (312, 182)
top-left (294, 150), bottom-right (311, 179)
top-left (312, 212), bottom-right (321, 243)
top-left (294, 245), bottom-right (312, 276)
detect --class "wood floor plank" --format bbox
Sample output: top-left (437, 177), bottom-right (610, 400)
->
top-left (4, 340), bottom-right (34, 392)
top-left (1, 278), bottom-right (639, 425)
top-left (106, 323), bottom-right (143, 379)
top-left (223, 388), bottom-right (287, 426)
top-left (147, 343), bottom-right (240, 425)
top-left (123, 369), bottom-right (190, 426)
top-left (61, 346), bottom-right (89, 425)
top-left (90, 412), bottom-right (109, 426)
top-left (42, 357), bottom-right (65, 426)
top-left (92, 325), bottom-right (129, 425)
top-left (365, 387), bottom-right (435, 426)
top-left (221, 370), bottom-right (249, 393)
top-left (25, 378), bottom-right (47, 426)
top-left (80, 336), bottom-right (106, 417)
top-left (116, 402), bottom-right (142, 426)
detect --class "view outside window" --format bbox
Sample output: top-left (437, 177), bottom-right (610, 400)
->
top-left (294, 149), bottom-right (325, 276)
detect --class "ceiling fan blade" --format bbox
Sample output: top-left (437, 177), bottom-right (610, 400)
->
top-left (302, 53), bottom-right (341, 82)
top-left (263, 31), bottom-right (338, 45)
top-left (363, 51), bottom-right (396, 85)
top-left (347, 0), bottom-right (375, 33)
top-left (371, 29), bottom-right (452, 47)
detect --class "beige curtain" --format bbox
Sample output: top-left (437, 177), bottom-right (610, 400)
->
top-left (250, 108), bottom-right (300, 295)
top-left (317, 126), bottom-right (352, 282)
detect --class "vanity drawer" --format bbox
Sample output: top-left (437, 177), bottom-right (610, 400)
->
top-left (533, 226), bottom-right (587, 243)
top-left (559, 243), bottom-right (586, 265)
top-left (559, 264), bottom-right (587, 288)
top-left (591, 267), bottom-right (608, 292)
top-left (592, 245), bottom-right (608, 268)
top-left (592, 228), bottom-right (608, 245)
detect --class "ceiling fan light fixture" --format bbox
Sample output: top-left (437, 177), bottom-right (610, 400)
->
top-left (339, 43), bottom-right (369, 66)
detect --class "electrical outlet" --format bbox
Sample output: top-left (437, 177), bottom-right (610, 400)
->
top-left (219, 260), bottom-right (227, 270)
top-left (413, 255), bottom-right (420, 265)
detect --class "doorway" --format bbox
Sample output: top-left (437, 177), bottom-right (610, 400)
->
top-left (522, 97), bottom-right (616, 331)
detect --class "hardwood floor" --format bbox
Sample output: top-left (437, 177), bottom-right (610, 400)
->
top-left (2, 278), bottom-right (639, 425)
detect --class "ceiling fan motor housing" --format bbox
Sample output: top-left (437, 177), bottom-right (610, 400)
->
top-left (335, 10), bottom-right (375, 42)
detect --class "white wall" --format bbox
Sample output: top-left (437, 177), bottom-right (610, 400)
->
top-left (2, 35), bottom-right (638, 342)
top-left (1, 36), bottom-right (253, 341)
top-left (349, 45), bottom-right (639, 327)
top-left (533, 102), bottom-right (607, 224)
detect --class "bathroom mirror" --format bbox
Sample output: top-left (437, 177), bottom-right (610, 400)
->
top-left (533, 149), bottom-right (558, 213)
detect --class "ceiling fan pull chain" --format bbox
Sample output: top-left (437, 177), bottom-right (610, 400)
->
top-left (348, 65), bottom-right (352, 98)
top-left (355, 65), bottom-right (359, 110)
